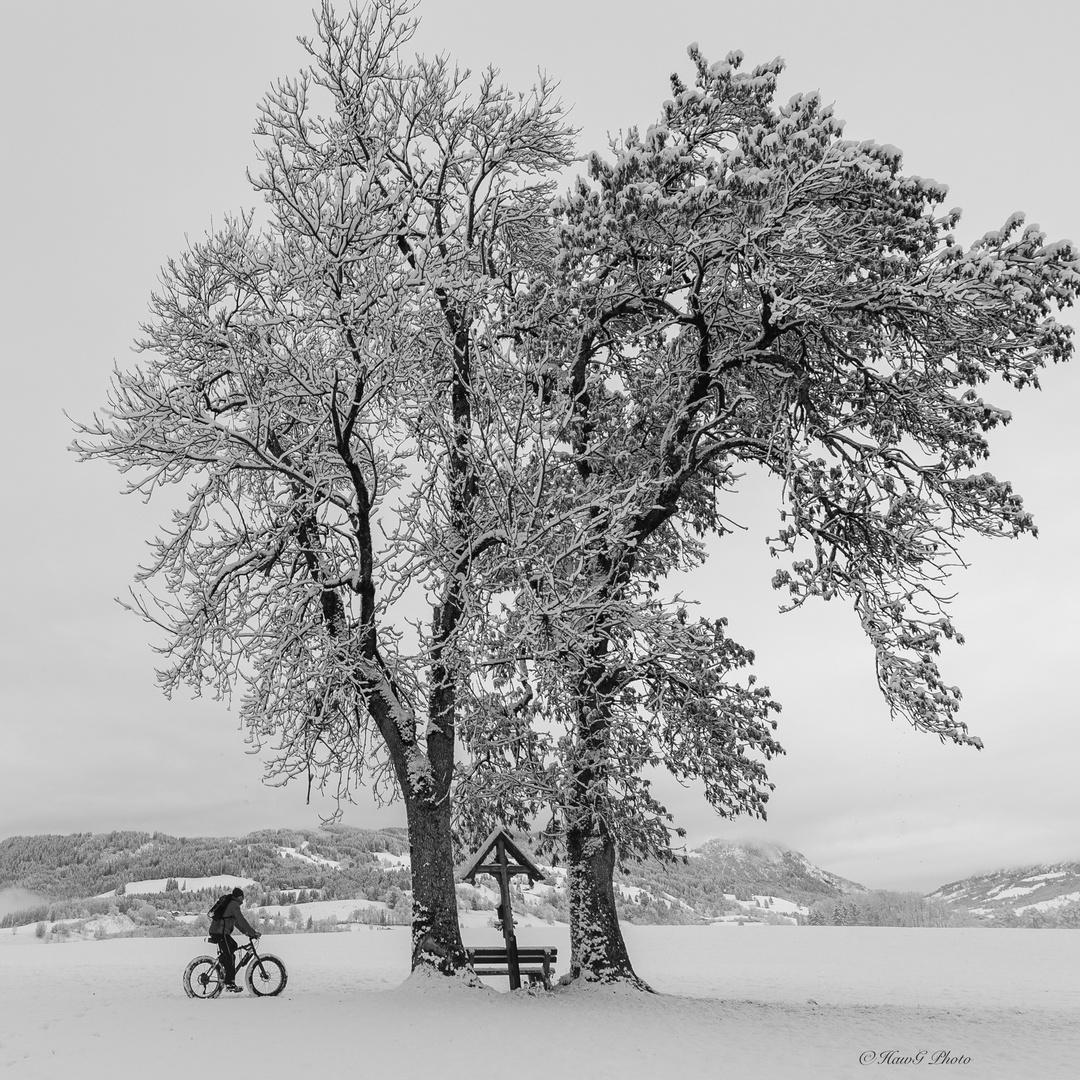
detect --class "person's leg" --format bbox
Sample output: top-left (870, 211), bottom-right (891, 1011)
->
top-left (219, 935), bottom-right (238, 984)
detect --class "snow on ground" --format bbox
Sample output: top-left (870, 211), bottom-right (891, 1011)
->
top-left (278, 844), bottom-right (342, 870)
top-left (708, 892), bottom-right (802, 924)
top-left (95, 874), bottom-right (255, 898)
top-left (28, 913), bottom-right (141, 942)
top-left (457, 905), bottom-right (558, 930)
top-left (1, 926), bottom-right (1076, 1079)
top-left (659, 891), bottom-right (695, 912)
top-left (988, 884), bottom-right (1039, 900)
top-left (372, 851), bottom-right (409, 868)
top-left (751, 895), bottom-right (803, 916)
top-left (255, 897), bottom-right (392, 923)
top-left (1016, 890), bottom-right (1080, 914)
top-left (1021, 871), bottom-right (1068, 883)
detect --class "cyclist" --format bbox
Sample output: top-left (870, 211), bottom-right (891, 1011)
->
top-left (208, 886), bottom-right (260, 993)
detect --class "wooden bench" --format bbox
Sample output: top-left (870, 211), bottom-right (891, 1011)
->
top-left (466, 945), bottom-right (558, 989)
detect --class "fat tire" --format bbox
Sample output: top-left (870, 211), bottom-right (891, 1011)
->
top-left (184, 955), bottom-right (224, 999)
top-left (245, 953), bottom-right (288, 997)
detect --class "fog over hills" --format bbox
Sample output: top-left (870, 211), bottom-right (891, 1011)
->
top-left (0, 887), bottom-right (50, 919)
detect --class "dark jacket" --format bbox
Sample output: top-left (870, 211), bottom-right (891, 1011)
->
top-left (209, 896), bottom-right (259, 939)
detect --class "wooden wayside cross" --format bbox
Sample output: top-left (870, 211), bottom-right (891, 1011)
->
top-left (459, 826), bottom-right (545, 990)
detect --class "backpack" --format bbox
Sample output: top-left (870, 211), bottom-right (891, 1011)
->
top-left (208, 894), bottom-right (233, 922)
top-left (207, 893), bottom-right (233, 944)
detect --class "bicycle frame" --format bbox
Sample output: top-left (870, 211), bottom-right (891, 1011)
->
top-left (185, 934), bottom-right (287, 999)
top-left (218, 936), bottom-right (263, 976)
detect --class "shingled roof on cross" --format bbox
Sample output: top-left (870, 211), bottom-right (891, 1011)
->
top-left (458, 826), bottom-right (545, 885)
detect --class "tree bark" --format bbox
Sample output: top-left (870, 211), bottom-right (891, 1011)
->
top-left (404, 786), bottom-right (468, 973)
top-left (562, 651), bottom-right (652, 989)
top-left (565, 819), bottom-right (651, 989)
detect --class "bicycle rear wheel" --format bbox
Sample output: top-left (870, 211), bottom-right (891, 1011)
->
top-left (184, 955), bottom-right (224, 999)
top-left (245, 953), bottom-right (287, 997)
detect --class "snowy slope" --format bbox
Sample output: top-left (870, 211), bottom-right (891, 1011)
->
top-left (96, 874), bottom-right (256, 898)
top-left (277, 843), bottom-right (342, 870)
top-left (696, 839), bottom-right (868, 897)
top-left (930, 861), bottom-right (1080, 921)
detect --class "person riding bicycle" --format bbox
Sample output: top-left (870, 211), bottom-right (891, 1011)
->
top-left (208, 886), bottom-right (260, 993)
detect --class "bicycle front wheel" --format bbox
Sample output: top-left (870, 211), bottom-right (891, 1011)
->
top-left (245, 953), bottom-right (287, 997)
top-left (184, 955), bottom-right (224, 999)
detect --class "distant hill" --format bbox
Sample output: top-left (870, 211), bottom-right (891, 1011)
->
top-left (0, 827), bottom-right (868, 930)
top-left (0, 826), bottom-right (411, 915)
top-left (5, 826), bottom-right (1075, 934)
top-left (929, 860), bottom-right (1080, 927)
top-left (696, 839), bottom-right (867, 901)
top-left (607, 839), bottom-right (868, 926)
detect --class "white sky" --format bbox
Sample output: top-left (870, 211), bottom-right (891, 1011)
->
top-left (1, 0), bottom-right (1077, 895)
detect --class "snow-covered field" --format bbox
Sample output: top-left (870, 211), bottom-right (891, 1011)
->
top-left (1, 925), bottom-right (1076, 1079)
top-left (95, 874), bottom-right (255, 898)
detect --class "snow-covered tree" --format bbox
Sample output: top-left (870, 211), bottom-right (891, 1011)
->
top-left (458, 45), bottom-right (1078, 984)
top-left (73, 0), bottom-right (573, 975)
top-left (73, 3), bottom-right (1077, 989)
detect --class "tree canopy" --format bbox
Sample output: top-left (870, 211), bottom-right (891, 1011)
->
top-left (449, 41), bottom-right (1078, 980)
top-left (74, 1), bottom-right (1078, 984)
top-left (73, 0), bottom-right (576, 973)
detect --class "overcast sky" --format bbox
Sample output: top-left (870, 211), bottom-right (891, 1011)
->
top-left (1, 0), bottom-right (1077, 895)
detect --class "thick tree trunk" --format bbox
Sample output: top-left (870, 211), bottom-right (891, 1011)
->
top-left (395, 309), bottom-right (473, 977)
top-left (404, 787), bottom-right (468, 973)
top-left (559, 641), bottom-right (652, 989)
top-left (565, 820), bottom-right (652, 990)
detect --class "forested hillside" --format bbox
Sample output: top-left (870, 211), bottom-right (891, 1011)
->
top-left (0, 826), bottom-right (411, 919)
top-left (0, 829), bottom-right (872, 930)
top-left (930, 861), bottom-right (1080, 928)
top-left (4, 828), bottom-right (1074, 933)
top-left (611, 840), bottom-right (862, 924)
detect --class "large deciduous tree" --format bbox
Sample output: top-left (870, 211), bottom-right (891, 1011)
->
top-left (73, 0), bottom-right (573, 975)
top-left (458, 45), bottom-right (1078, 984)
top-left (75, 3), bottom-right (1077, 991)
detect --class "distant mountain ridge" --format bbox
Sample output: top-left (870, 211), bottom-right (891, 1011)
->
top-left (609, 838), bottom-right (871, 926)
top-left (0, 827), bottom-right (411, 905)
top-left (930, 859), bottom-right (1080, 925)
top-left (696, 839), bottom-right (867, 899)
top-left (3, 827), bottom-right (1077, 930)
top-left (0, 827), bottom-right (865, 928)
